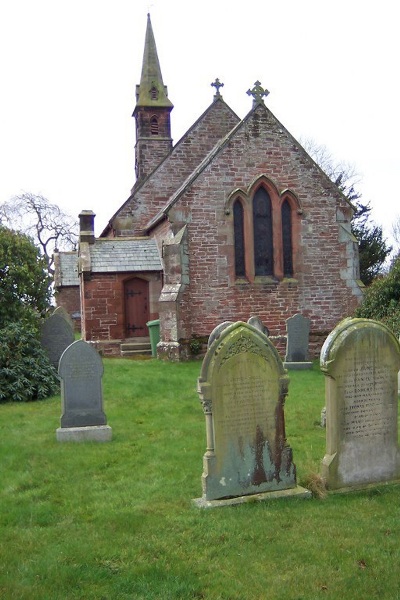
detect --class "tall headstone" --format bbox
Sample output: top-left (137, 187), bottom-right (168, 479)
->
top-left (56, 340), bottom-right (112, 442)
top-left (194, 321), bottom-right (310, 507)
top-left (41, 312), bottom-right (75, 369)
top-left (320, 318), bottom-right (400, 490)
top-left (284, 313), bottom-right (312, 369)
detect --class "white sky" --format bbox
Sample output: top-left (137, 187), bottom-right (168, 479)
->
top-left (1, 0), bottom-right (399, 246)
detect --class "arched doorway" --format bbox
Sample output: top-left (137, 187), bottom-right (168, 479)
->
top-left (124, 277), bottom-right (149, 337)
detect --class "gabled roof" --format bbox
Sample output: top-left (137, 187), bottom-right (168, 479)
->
top-left (101, 97), bottom-right (240, 236)
top-left (89, 238), bottom-right (162, 272)
top-left (144, 101), bottom-right (355, 231)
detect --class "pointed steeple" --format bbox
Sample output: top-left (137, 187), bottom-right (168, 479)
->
top-left (135, 14), bottom-right (173, 109)
top-left (133, 14), bottom-right (173, 184)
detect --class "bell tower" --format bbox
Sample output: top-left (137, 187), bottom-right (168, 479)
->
top-left (133, 14), bottom-right (173, 184)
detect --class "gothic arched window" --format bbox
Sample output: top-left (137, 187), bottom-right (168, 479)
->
top-left (253, 188), bottom-right (273, 276)
top-left (282, 199), bottom-right (293, 277)
top-left (233, 199), bottom-right (245, 277)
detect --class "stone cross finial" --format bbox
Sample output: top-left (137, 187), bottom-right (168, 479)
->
top-left (247, 80), bottom-right (269, 106)
top-left (211, 78), bottom-right (224, 98)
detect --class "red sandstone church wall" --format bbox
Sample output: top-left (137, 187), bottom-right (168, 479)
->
top-left (168, 108), bottom-right (361, 357)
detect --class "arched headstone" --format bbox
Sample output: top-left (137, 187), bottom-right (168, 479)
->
top-left (320, 318), bottom-right (400, 489)
top-left (56, 340), bottom-right (112, 442)
top-left (195, 322), bottom-right (310, 506)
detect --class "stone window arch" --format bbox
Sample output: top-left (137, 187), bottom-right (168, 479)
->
top-left (281, 199), bottom-right (293, 277)
top-left (253, 187), bottom-right (273, 276)
top-left (233, 199), bottom-right (245, 277)
top-left (229, 178), bottom-right (302, 283)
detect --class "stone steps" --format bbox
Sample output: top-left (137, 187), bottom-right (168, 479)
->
top-left (120, 337), bottom-right (152, 357)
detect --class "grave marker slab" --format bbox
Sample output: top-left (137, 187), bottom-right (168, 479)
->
top-left (284, 313), bottom-right (312, 369)
top-left (56, 340), bottom-right (111, 442)
top-left (320, 318), bottom-right (400, 490)
top-left (195, 321), bottom-right (310, 507)
top-left (41, 312), bottom-right (75, 369)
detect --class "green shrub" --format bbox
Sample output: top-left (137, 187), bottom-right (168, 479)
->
top-left (0, 321), bottom-right (59, 402)
top-left (355, 256), bottom-right (400, 337)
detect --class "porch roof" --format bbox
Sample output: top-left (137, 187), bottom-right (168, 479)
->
top-left (89, 238), bottom-right (162, 272)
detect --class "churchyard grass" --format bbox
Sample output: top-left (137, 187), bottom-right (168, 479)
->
top-left (1, 359), bottom-right (399, 599)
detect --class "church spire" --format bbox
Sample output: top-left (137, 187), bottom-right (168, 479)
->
top-left (135, 13), bottom-right (173, 109)
top-left (133, 14), bottom-right (173, 183)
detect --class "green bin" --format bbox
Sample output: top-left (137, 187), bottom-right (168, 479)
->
top-left (147, 319), bottom-right (160, 357)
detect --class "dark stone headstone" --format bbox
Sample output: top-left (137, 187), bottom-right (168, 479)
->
top-left (53, 306), bottom-right (74, 332)
top-left (284, 313), bottom-right (312, 369)
top-left (58, 340), bottom-right (107, 429)
top-left (41, 313), bottom-right (75, 369)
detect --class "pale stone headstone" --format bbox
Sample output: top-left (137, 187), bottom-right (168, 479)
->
top-left (320, 318), bottom-right (400, 490)
top-left (194, 321), bottom-right (310, 507)
top-left (40, 312), bottom-right (75, 369)
top-left (284, 313), bottom-right (312, 369)
top-left (56, 340), bottom-right (111, 442)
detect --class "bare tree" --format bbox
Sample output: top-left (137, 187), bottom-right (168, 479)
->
top-left (301, 137), bottom-right (392, 284)
top-left (0, 193), bottom-right (78, 276)
top-left (300, 137), bottom-right (361, 202)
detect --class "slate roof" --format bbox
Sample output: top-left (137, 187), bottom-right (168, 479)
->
top-left (89, 238), bottom-right (162, 272)
top-left (58, 252), bottom-right (79, 286)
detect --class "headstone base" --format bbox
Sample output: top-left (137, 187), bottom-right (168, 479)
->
top-left (56, 425), bottom-right (112, 442)
top-left (325, 479), bottom-right (400, 495)
top-left (192, 485), bottom-right (311, 509)
top-left (284, 361), bottom-right (313, 370)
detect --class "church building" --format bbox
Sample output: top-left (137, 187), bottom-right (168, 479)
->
top-left (55, 14), bottom-right (363, 359)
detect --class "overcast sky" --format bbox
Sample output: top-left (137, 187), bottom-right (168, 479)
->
top-left (1, 0), bottom-right (398, 246)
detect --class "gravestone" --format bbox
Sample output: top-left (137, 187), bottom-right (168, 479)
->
top-left (53, 306), bottom-right (75, 332)
top-left (247, 316), bottom-right (269, 336)
top-left (284, 313), bottom-right (312, 369)
top-left (320, 318), bottom-right (400, 490)
top-left (41, 312), bottom-right (75, 369)
top-left (56, 340), bottom-right (112, 442)
top-left (194, 321), bottom-right (310, 507)
top-left (208, 321), bottom-right (233, 348)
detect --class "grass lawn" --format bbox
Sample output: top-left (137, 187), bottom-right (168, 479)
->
top-left (1, 359), bottom-right (399, 599)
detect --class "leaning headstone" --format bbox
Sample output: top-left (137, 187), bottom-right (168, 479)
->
top-left (194, 321), bottom-right (310, 507)
top-left (284, 313), bottom-right (312, 369)
top-left (41, 312), bottom-right (75, 369)
top-left (56, 340), bottom-right (112, 442)
top-left (320, 318), bottom-right (400, 490)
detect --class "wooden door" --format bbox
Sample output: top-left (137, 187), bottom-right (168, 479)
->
top-left (124, 277), bottom-right (149, 337)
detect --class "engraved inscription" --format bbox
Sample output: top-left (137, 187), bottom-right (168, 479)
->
top-left (338, 361), bottom-right (394, 440)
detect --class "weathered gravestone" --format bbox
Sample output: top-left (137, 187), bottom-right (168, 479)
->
top-left (194, 321), bottom-right (310, 507)
top-left (53, 306), bottom-right (75, 332)
top-left (41, 312), bottom-right (75, 369)
top-left (320, 318), bottom-right (400, 490)
top-left (284, 313), bottom-right (312, 369)
top-left (247, 316), bottom-right (269, 336)
top-left (56, 340), bottom-right (112, 442)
